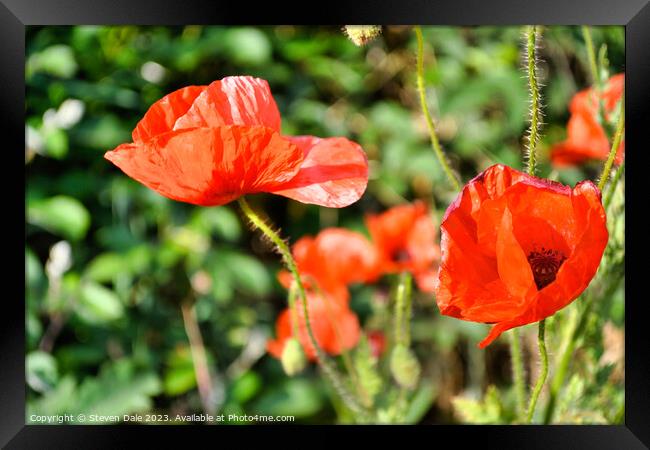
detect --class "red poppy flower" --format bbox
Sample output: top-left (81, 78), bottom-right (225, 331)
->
top-left (105, 76), bottom-right (368, 208)
top-left (550, 73), bottom-right (624, 167)
top-left (365, 201), bottom-right (440, 293)
top-left (434, 164), bottom-right (608, 348)
top-left (267, 289), bottom-right (361, 360)
top-left (278, 228), bottom-right (380, 300)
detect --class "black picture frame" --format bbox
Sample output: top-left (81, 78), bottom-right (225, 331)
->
top-left (6, 0), bottom-right (649, 447)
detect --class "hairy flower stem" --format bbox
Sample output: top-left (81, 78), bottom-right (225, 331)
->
top-left (542, 302), bottom-right (586, 423)
top-left (237, 197), bottom-right (370, 421)
top-left (394, 272), bottom-right (413, 347)
top-left (581, 26), bottom-right (602, 92)
top-left (604, 161), bottom-right (625, 209)
top-left (180, 299), bottom-right (215, 416)
top-left (598, 95), bottom-right (625, 191)
top-left (414, 26), bottom-right (461, 191)
top-left (526, 319), bottom-right (548, 423)
top-left (509, 329), bottom-right (527, 420)
top-left (525, 25), bottom-right (542, 176)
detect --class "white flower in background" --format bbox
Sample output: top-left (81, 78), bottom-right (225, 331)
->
top-left (45, 240), bottom-right (72, 281)
top-left (26, 125), bottom-right (45, 156)
top-left (140, 61), bottom-right (166, 84)
top-left (56, 99), bottom-right (85, 129)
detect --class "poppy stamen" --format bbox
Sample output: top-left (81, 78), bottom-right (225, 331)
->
top-left (527, 248), bottom-right (567, 290)
top-left (393, 249), bottom-right (411, 264)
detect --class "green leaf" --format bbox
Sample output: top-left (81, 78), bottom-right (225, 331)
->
top-left (26, 247), bottom-right (44, 290)
top-left (43, 127), bottom-right (69, 159)
top-left (230, 372), bottom-right (262, 404)
top-left (76, 282), bottom-right (124, 324)
top-left (27, 45), bottom-right (78, 78)
top-left (452, 385), bottom-right (506, 424)
top-left (27, 351), bottom-right (59, 393)
top-left (213, 250), bottom-right (272, 298)
top-left (252, 379), bottom-right (324, 418)
top-left (163, 366), bottom-right (196, 396)
top-left (28, 196), bottom-right (90, 241)
top-left (74, 360), bottom-right (162, 419)
top-left (223, 28), bottom-right (272, 66)
top-left (189, 207), bottom-right (241, 242)
top-left (404, 381), bottom-right (437, 424)
top-left (85, 253), bottom-right (125, 282)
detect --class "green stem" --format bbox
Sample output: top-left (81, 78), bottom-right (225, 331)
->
top-left (598, 96), bottom-right (625, 191)
top-left (180, 299), bottom-right (215, 415)
top-left (237, 197), bottom-right (369, 420)
top-left (509, 329), bottom-right (527, 420)
top-left (413, 26), bottom-right (461, 191)
top-left (526, 319), bottom-right (548, 423)
top-left (525, 25), bottom-right (542, 176)
top-left (581, 26), bottom-right (602, 92)
top-left (604, 161), bottom-right (624, 209)
top-left (393, 272), bottom-right (413, 347)
top-left (542, 302), bottom-right (585, 424)
top-left (287, 284), bottom-right (301, 339)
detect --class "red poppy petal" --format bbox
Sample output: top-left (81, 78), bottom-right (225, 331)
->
top-left (478, 318), bottom-right (527, 348)
top-left (105, 126), bottom-right (302, 206)
top-left (132, 85), bottom-right (207, 144)
top-left (535, 181), bottom-right (608, 314)
top-left (270, 136), bottom-right (368, 208)
top-left (174, 76), bottom-right (281, 132)
top-left (327, 308), bottom-right (361, 354)
top-left (496, 208), bottom-right (536, 299)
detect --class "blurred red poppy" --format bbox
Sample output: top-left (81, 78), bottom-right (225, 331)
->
top-left (105, 76), bottom-right (368, 207)
top-left (267, 289), bottom-right (361, 360)
top-left (278, 228), bottom-right (380, 301)
top-left (550, 73), bottom-right (624, 167)
top-left (435, 164), bottom-right (608, 348)
top-left (367, 331), bottom-right (387, 358)
top-left (365, 201), bottom-right (440, 293)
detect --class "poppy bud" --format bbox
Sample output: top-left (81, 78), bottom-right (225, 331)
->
top-left (281, 338), bottom-right (307, 376)
top-left (390, 345), bottom-right (421, 389)
top-left (344, 26), bottom-right (382, 46)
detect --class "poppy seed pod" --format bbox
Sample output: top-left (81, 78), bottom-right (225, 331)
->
top-left (390, 345), bottom-right (421, 389)
top-left (281, 338), bottom-right (307, 376)
top-left (435, 164), bottom-right (608, 348)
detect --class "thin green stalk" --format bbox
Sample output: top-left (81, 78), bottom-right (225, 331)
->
top-left (237, 197), bottom-right (369, 420)
top-left (581, 26), bottom-right (602, 92)
top-left (597, 95), bottom-right (625, 191)
top-left (393, 272), bottom-right (413, 347)
top-left (287, 284), bottom-right (300, 338)
top-left (402, 273), bottom-right (413, 347)
top-left (509, 329), bottom-right (527, 420)
top-left (413, 26), bottom-right (461, 191)
top-left (604, 161), bottom-right (625, 209)
top-left (526, 319), bottom-right (548, 423)
top-left (525, 25), bottom-right (542, 175)
top-left (543, 302), bottom-right (586, 424)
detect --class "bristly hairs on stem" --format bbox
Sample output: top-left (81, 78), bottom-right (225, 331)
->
top-left (526, 319), bottom-right (548, 423)
top-left (237, 197), bottom-right (372, 421)
top-left (523, 25), bottom-right (544, 176)
top-left (598, 93), bottom-right (625, 192)
top-left (413, 26), bottom-right (461, 191)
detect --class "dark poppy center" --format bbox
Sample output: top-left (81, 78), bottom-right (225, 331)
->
top-left (527, 248), bottom-right (567, 290)
top-left (392, 249), bottom-right (411, 264)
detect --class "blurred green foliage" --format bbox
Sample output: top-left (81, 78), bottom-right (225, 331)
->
top-left (25, 25), bottom-right (624, 424)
